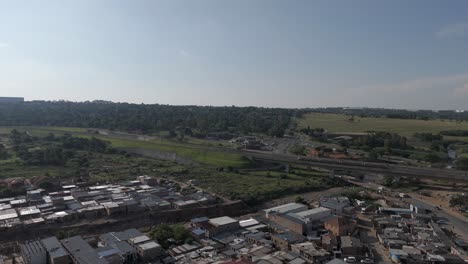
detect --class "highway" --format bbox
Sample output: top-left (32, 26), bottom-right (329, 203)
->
top-left (408, 197), bottom-right (468, 240)
top-left (80, 129), bottom-right (468, 182)
top-left (241, 150), bottom-right (468, 182)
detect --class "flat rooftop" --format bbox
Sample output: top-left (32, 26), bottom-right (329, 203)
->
top-left (209, 216), bottom-right (238, 226)
top-left (294, 207), bottom-right (331, 218)
top-left (264, 203), bottom-right (307, 214)
top-left (41, 237), bottom-right (68, 259)
top-left (129, 235), bottom-right (151, 245)
top-left (138, 241), bottom-right (161, 250)
top-left (61, 236), bottom-right (108, 264)
top-left (0, 209), bottom-right (18, 221)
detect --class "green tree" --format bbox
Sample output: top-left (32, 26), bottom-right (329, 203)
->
top-left (172, 224), bottom-right (190, 242)
top-left (0, 144), bottom-right (9, 160)
top-left (295, 196), bottom-right (306, 204)
top-left (424, 153), bottom-right (441, 163)
top-left (455, 157), bottom-right (468, 171)
top-left (150, 224), bottom-right (173, 249)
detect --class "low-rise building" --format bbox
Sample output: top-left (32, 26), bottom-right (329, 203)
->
top-left (128, 235), bottom-right (151, 246)
top-left (61, 236), bottom-right (108, 264)
top-left (206, 216), bottom-right (240, 237)
top-left (136, 241), bottom-right (163, 261)
top-left (319, 197), bottom-right (353, 215)
top-left (271, 232), bottom-right (305, 251)
top-left (340, 236), bottom-right (363, 257)
top-left (172, 200), bottom-right (199, 209)
top-left (291, 242), bottom-right (331, 264)
top-left (264, 203), bottom-right (308, 218)
top-left (324, 216), bottom-right (356, 237)
top-left (269, 213), bottom-right (306, 235)
top-left (41, 237), bottom-right (69, 264)
top-left (20, 240), bottom-right (47, 264)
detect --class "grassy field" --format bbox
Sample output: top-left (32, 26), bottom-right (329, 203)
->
top-left (0, 126), bottom-right (250, 168)
top-left (89, 136), bottom-right (250, 168)
top-left (178, 165), bottom-right (339, 204)
top-left (0, 126), bottom-right (339, 205)
top-left (298, 113), bottom-right (468, 141)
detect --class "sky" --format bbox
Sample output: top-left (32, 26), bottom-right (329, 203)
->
top-left (1, 0), bottom-right (468, 109)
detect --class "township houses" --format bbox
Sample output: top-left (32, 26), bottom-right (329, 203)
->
top-left (0, 176), bottom-right (218, 231)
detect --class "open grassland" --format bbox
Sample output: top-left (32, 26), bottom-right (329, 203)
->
top-left (179, 166), bottom-right (339, 204)
top-left (0, 126), bottom-right (250, 168)
top-left (298, 113), bottom-right (468, 141)
top-left (90, 136), bottom-right (250, 168)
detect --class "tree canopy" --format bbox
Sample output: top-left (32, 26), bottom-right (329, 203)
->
top-left (0, 101), bottom-right (303, 137)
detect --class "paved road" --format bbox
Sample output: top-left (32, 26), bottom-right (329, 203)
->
top-left (408, 197), bottom-right (468, 240)
top-left (75, 129), bottom-right (468, 182)
top-left (244, 150), bottom-right (468, 182)
top-left (358, 215), bottom-right (392, 264)
top-left (347, 178), bottom-right (468, 240)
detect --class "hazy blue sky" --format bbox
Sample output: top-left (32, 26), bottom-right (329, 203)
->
top-left (1, 0), bottom-right (468, 109)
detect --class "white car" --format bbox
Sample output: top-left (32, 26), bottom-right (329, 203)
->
top-left (344, 257), bottom-right (357, 263)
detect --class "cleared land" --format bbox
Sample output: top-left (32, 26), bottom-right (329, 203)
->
top-left (298, 113), bottom-right (468, 141)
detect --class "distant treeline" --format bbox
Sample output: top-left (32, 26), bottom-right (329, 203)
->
top-left (310, 107), bottom-right (468, 121)
top-left (0, 101), bottom-right (305, 137)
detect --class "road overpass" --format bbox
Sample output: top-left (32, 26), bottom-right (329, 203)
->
top-left (242, 150), bottom-right (468, 182)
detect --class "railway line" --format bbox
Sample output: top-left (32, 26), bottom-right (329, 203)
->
top-left (242, 150), bottom-right (468, 182)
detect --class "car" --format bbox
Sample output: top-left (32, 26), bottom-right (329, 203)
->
top-left (361, 259), bottom-right (374, 264)
top-left (344, 257), bottom-right (357, 263)
top-left (436, 220), bottom-right (448, 225)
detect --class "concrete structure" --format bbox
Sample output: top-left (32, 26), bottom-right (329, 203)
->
top-left (128, 235), bottom-right (151, 246)
top-left (340, 236), bottom-right (363, 257)
top-left (136, 241), bottom-right (162, 261)
top-left (206, 216), bottom-right (240, 237)
top-left (269, 213), bottom-right (306, 235)
top-left (324, 217), bottom-right (356, 237)
top-left (269, 207), bottom-right (332, 235)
